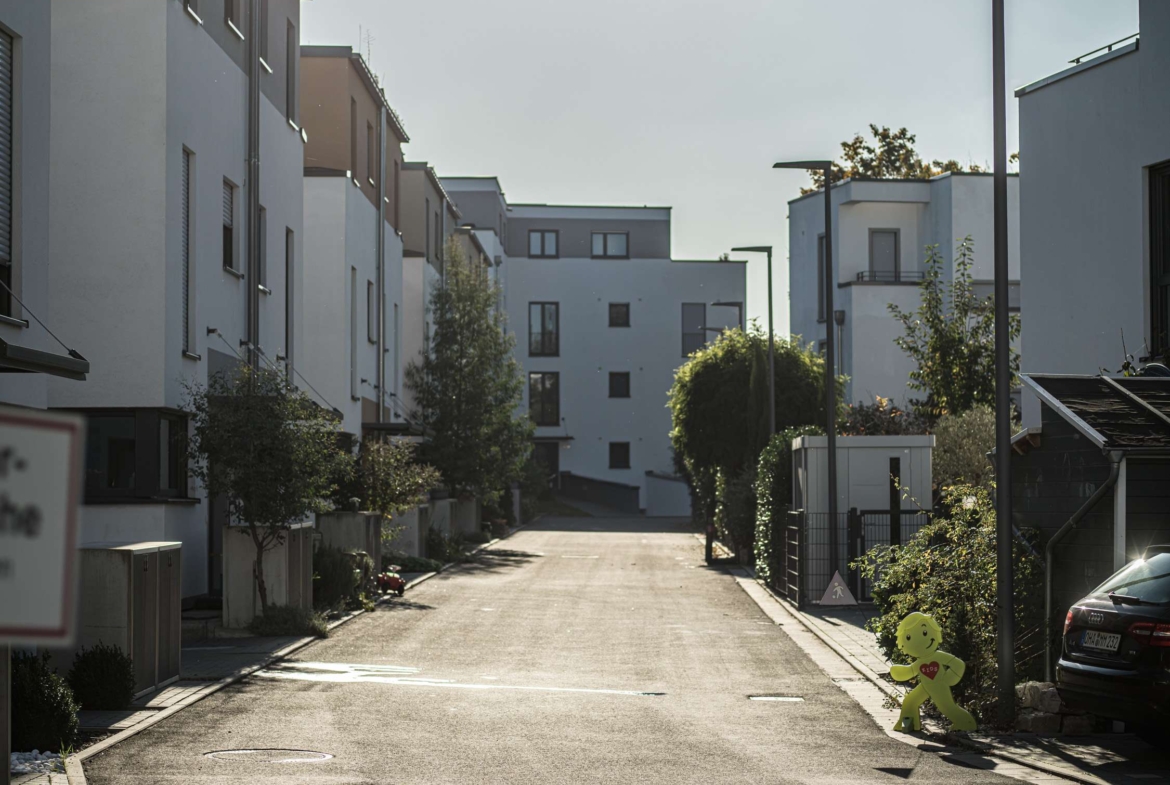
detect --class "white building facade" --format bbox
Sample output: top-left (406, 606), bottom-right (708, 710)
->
top-left (1016, 4), bottom-right (1170, 424)
top-left (788, 174), bottom-right (1020, 408)
top-left (45, 0), bottom-right (304, 599)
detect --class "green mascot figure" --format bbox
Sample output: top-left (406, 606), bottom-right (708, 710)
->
top-left (890, 612), bottom-right (976, 732)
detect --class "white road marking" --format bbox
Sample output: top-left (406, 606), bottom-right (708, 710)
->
top-left (748, 696), bottom-right (804, 702)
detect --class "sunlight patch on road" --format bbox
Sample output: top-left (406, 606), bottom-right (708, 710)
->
top-left (559, 555), bottom-right (599, 559)
top-left (253, 661), bottom-right (664, 697)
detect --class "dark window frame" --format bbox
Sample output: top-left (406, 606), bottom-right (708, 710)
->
top-left (285, 19), bottom-right (298, 123)
top-left (867, 228), bottom-right (901, 280)
top-left (223, 0), bottom-right (238, 28)
top-left (258, 205), bottom-right (267, 289)
top-left (528, 301), bottom-right (560, 357)
top-left (367, 279), bottom-right (377, 343)
top-left (366, 121), bottom-right (375, 185)
top-left (609, 442), bottom-right (631, 470)
top-left (608, 371), bottom-right (631, 399)
top-left (1151, 161), bottom-right (1170, 358)
top-left (78, 408), bottom-right (191, 503)
top-left (528, 229), bottom-right (559, 259)
top-left (222, 179), bottom-right (237, 273)
top-left (285, 228), bottom-right (294, 373)
top-left (528, 371), bottom-right (560, 426)
top-left (591, 231), bottom-right (630, 259)
top-left (681, 302), bottom-right (706, 357)
top-left (258, 0), bottom-right (269, 62)
top-left (608, 302), bottom-right (630, 328)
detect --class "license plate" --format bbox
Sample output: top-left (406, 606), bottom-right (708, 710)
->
top-left (1082, 630), bottom-right (1121, 652)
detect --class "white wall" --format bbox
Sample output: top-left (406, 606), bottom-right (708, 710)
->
top-left (399, 256), bottom-right (426, 419)
top-left (840, 284), bottom-right (921, 406)
top-left (792, 435), bottom-right (934, 515)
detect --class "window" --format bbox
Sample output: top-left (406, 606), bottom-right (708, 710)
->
top-left (528, 302), bottom-right (559, 356)
top-left (818, 340), bottom-right (827, 356)
top-left (592, 232), bottom-right (629, 258)
top-left (609, 442), bottom-right (631, 470)
top-left (682, 303), bottom-right (706, 356)
top-left (367, 122), bottom-right (375, 184)
top-left (350, 98), bottom-right (357, 178)
top-left (259, 0), bottom-right (269, 62)
top-left (608, 303), bottom-right (630, 327)
top-left (258, 206), bottom-right (267, 289)
top-left (817, 234), bottom-right (826, 322)
top-left (285, 20), bottom-right (298, 123)
top-left (608, 372), bottom-right (630, 398)
top-left (285, 229), bottom-right (294, 372)
top-left (350, 266), bottom-right (358, 399)
top-left (0, 30), bottom-right (11, 317)
top-left (528, 372), bottom-right (560, 426)
top-left (186, 0), bottom-right (199, 15)
top-left (367, 280), bottom-right (377, 343)
top-left (83, 410), bottom-right (189, 501)
top-left (1151, 162), bottom-right (1170, 357)
top-left (222, 179), bottom-right (237, 272)
top-left (869, 229), bottom-right (899, 280)
top-left (181, 149), bottom-right (193, 352)
top-left (528, 230), bottom-right (558, 258)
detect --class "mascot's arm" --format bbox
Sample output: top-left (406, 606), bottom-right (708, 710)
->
top-left (942, 653), bottom-right (965, 686)
top-left (890, 663), bottom-right (915, 682)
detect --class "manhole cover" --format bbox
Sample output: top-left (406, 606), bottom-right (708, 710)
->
top-left (204, 749), bottom-right (333, 764)
top-left (747, 695), bottom-right (804, 702)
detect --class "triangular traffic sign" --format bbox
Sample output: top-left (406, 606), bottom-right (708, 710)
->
top-left (819, 570), bottom-right (857, 606)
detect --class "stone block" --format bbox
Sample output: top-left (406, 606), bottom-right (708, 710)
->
top-left (1061, 714), bottom-right (1094, 736)
top-left (1016, 709), bottom-right (1061, 734)
top-left (1037, 687), bottom-right (1063, 715)
top-left (1017, 681), bottom-right (1047, 709)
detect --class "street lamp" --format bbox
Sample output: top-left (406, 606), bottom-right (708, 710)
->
top-left (731, 246), bottom-right (775, 437)
top-left (773, 160), bottom-right (839, 577)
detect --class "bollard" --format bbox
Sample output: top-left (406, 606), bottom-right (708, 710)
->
top-left (889, 612), bottom-right (977, 732)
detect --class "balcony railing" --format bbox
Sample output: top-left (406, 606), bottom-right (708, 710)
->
top-left (854, 270), bottom-right (925, 283)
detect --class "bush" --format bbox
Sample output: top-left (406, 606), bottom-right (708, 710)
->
top-left (67, 642), bottom-right (135, 710)
top-left (855, 485), bottom-right (1044, 723)
top-left (248, 605), bottom-right (328, 638)
top-left (384, 552), bottom-right (442, 574)
top-left (714, 467), bottom-right (756, 558)
top-left (425, 528), bottom-right (468, 563)
top-left (12, 652), bottom-right (78, 753)
top-left (313, 544), bottom-right (359, 611)
top-left (463, 530), bottom-right (492, 545)
top-left (754, 425), bottom-right (824, 587)
top-left (933, 405), bottom-right (996, 490)
top-left (839, 396), bottom-right (929, 436)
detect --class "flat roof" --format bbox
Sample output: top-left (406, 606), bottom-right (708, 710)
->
top-left (1015, 37), bottom-right (1138, 98)
top-left (403, 162), bottom-right (462, 219)
top-left (788, 171), bottom-right (1019, 206)
top-left (301, 45), bottom-right (410, 143)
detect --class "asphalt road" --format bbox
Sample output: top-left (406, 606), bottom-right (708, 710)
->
top-left (85, 516), bottom-right (1015, 784)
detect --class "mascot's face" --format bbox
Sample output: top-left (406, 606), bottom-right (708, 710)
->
top-left (897, 614), bottom-right (941, 659)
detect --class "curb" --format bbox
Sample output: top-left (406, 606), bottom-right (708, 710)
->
top-left (742, 574), bottom-right (1097, 785)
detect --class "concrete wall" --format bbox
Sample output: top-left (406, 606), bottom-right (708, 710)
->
top-left (222, 524), bottom-right (312, 628)
top-left (385, 506), bottom-right (421, 558)
top-left (451, 499), bottom-right (479, 535)
top-left (838, 283), bottom-right (921, 405)
top-left (644, 473), bottom-right (692, 518)
top-left (506, 206), bottom-right (671, 260)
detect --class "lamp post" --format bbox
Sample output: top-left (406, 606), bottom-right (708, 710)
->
top-left (991, 0), bottom-right (1015, 725)
top-left (774, 160), bottom-right (838, 577)
top-left (731, 246), bottom-right (775, 437)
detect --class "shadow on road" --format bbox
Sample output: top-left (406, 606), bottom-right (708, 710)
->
top-left (530, 517), bottom-right (695, 534)
top-left (441, 548), bottom-right (542, 578)
top-left (375, 598), bottom-right (436, 613)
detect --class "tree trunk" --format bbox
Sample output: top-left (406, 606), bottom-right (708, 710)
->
top-left (254, 545), bottom-right (269, 613)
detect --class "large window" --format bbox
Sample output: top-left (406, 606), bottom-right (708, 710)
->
top-left (367, 280), bottom-right (377, 343)
top-left (868, 229), bottom-right (899, 280)
top-left (529, 230), bottom-right (558, 258)
top-left (0, 30), bottom-right (12, 317)
top-left (529, 302), bottom-right (559, 357)
top-left (592, 232), bottom-right (628, 259)
top-left (682, 303), bottom-right (706, 357)
top-left (609, 442), bottom-right (631, 470)
top-left (222, 180), bottom-right (237, 273)
top-left (224, 0), bottom-right (240, 32)
top-left (83, 410), bottom-right (189, 501)
top-left (285, 20), bottom-right (298, 123)
top-left (609, 372), bottom-right (630, 398)
top-left (367, 122), bottom-right (376, 184)
top-left (529, 372), bottom-right (560, 426)
top-left (608, 303), bottom-right (630, 327)
top-left (1152, 162), bottom-right (1170, 358)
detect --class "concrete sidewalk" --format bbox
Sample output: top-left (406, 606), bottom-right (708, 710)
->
top-left (768, 585), bottom-right (1170, 785)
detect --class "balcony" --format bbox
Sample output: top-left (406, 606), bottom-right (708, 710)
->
top-left (854, 270), bottom-right (924, 283)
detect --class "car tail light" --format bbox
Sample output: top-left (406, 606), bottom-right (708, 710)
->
top-left (1064, 610), bottom-right (1074, 636)
top-left (1128, 622), bottom-right (1170, 647)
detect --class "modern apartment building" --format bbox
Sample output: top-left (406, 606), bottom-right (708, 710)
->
top-left (788, 173), bottom-right (1021, 407)
top-left (1015, 3), bottom-right (1169, 425)
top-left (299, 45), bottom-right (409, 437)
top-left (45, 0), bottom-right (304, 599)
top-left (442, 177), bottom-right (509, 299)
top-left (0, 1), bottom-right (90, 402)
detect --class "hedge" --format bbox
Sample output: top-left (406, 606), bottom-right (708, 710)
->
top-left (753, 425), bottom-right (823, 587)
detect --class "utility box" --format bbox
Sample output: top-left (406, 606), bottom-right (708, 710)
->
top-left (222, 521), bottom-right (314, 629)
top-left (792, 435), bottom-right (934, 514)
top-left (317, 511), bottom-right (383, 571)
top-left (77, 542), bottom-right (182, 697)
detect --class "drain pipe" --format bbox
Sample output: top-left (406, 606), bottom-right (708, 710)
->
top-left (245, 0), bottom-right (261, 369)
top-left (1044, 451), bottom-right (1123, 681)
top-left (375, 104), bottom-right (386, 423)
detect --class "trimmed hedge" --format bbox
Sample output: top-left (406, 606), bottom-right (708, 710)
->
top-left (753, 425), bottom-right (823, 587)
top-left (12, 652), bottom-right (78, 753)
top-left (68, 642), bottom-right (135, 710)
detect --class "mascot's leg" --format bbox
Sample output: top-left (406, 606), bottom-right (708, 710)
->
top-left (894, 684), bottom-right (928, 732)
top-left (934, 690), bottom-right (977, 732)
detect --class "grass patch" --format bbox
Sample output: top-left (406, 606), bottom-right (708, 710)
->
top-left (248, 605), bottom-right (329, 638)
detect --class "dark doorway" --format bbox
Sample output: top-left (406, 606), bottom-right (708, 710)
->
top-left (532, 441), bottom-right (560, 487)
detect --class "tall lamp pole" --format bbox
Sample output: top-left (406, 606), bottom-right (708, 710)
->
top-left (731, 246), bottom-right (775, 437)
top-left (774, 161), bottom-right (838, 576)
top-left (992, 0), bottom-right (1015, 724)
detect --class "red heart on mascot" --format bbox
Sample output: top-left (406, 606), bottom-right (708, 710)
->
top-left (919, 662), bottom-right (940, 680)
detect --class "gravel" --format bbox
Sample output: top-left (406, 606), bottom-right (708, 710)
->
top-left (10, 750), bottom-right (64, 775)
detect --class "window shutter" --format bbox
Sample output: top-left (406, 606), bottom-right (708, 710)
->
top-left (222, 181), bottom-right (233, 227)
top-left (0, 29), bottom-right (13, 267)
top-left (182, 151), bottom-right (191, 352)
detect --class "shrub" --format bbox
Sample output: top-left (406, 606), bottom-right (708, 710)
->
top-left (12, 652), bottom-right (78, 753)
top-left (714, 467), bottom-right (756, 559)
top-left (463, 530), bottom-right (492, 545)
top-left (425, 528), bottom-right (468, 563)
top-left (248, 605), bottom-right (328, 638)
top-left (754, 425), bottom-right (824, 587)
top-left (855, 485), bottom-right (1044, 723)
top-left (839, 396), bottom-right (929, 436)
top-left (313, 544), bottom-right (359, 611)
top-left (67, 643), bottom-right (135, 710)
top-left (932, 405), bottom-right (996, 490)
top-left (384, 552), bottom-right (442, 574)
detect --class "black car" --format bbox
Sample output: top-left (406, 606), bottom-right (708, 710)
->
top-left (1057, 548), bottom-right (1170, 738)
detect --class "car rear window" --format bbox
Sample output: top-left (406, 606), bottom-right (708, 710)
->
top-left (1093, 553), bottom-right (1170, 604)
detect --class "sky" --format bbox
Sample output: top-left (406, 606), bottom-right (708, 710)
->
top-left (302, 0), bottom-right (1139, 334)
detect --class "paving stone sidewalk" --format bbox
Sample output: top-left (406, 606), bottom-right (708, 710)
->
top-left (785, 596), bottom-right (1170, 784)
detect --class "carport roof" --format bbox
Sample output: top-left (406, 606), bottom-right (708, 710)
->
top-left (1022, 374), bottom-right (1170, 452)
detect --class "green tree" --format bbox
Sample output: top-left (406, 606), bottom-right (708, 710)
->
top-left (334, 437), bottom-right (442, 517)
top-left (406, 238), bottom-right (531, 505)
top-left (185, 364), bottom-right (353, 611)
top-left (803, 125), bottom-right (987, 194)
top-left (888, 237), bottom-right (1021, 418)
top-left (932, 405), bottom-right (996, 490)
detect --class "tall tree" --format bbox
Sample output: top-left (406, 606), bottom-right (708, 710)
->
top-left (803, 124), bottom-right (986, 194)
top-left (185, 364), bottom-right (352, 611)
top-left (888, 237), bottom-right (1021, 418)
top-left (406, 239), bottom-right (532, 505)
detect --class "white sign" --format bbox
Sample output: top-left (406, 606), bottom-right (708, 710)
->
top-left (0, 405), bottom-right (84, 645)
top-left (819, 570), bottom-right (858, 606)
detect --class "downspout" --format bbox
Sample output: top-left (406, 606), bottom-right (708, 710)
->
top-left (1044, 450), bottom-right (1123, 681)
top-left (245, 0), bottom-right (261, 368)
top-left (375, 105), bottom-right (386, 424)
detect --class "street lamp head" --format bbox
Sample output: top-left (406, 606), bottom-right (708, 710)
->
top-left (731, 245), bottom-right (771, 254)
top-left (772, 160), bottom-right (833, 171)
